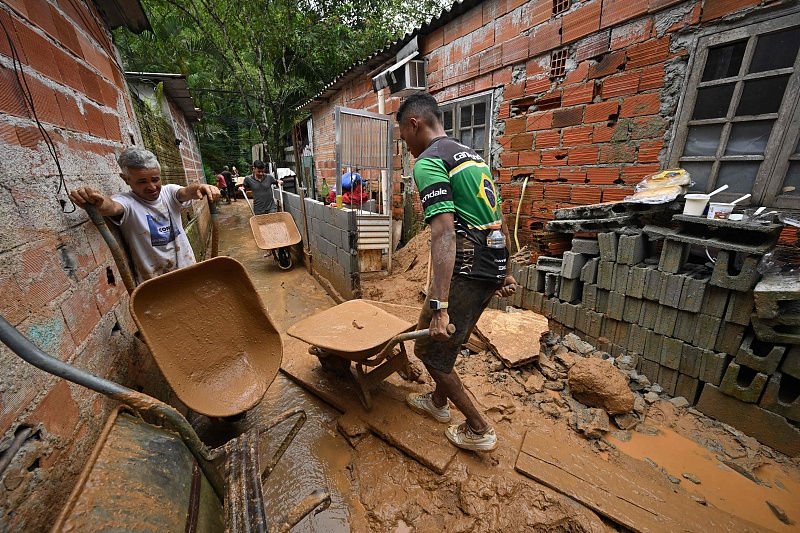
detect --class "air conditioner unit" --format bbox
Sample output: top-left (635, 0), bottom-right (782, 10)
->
top-left (388, 60), bottom-right (427, 96)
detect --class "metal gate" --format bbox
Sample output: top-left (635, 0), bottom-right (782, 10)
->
top-left (334, 107), bottom-right (393, 272)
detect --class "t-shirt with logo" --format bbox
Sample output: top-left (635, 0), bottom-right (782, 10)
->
top-left (412, 136), bottom-right (507, 282)
top-left (111, 184), bottom-right (196, 283)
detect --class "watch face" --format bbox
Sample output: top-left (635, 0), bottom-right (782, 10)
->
top-left (430, 300), bottom-right (438, 310)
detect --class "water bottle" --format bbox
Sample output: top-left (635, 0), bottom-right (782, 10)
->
top-left (320, 178), bottom-right (329, 198)
top-left (487, 222), bottom-right (506, 249)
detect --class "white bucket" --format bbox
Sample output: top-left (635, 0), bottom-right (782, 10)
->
top-left (707, 202), bottom-right (734, 219)
top-left (683, 194), bottom-right (710, 216)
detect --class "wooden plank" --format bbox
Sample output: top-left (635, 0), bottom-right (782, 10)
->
top-left (359, 249), bottom-right (383, 272)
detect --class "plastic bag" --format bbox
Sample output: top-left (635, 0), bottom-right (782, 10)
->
top-left (625, 169), bottom-right (693, 204)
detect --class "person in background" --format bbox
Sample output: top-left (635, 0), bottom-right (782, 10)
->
top-left (69, 147), bottom-right (220, 283)
top-left (216, 171), bottom-right (229, 203)
top-left (239, 160), bottom-right (282, 215)
top-left (221, 165), bottom-right (236, 202)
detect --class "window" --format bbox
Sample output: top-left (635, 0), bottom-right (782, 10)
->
top-left (553, 0), bottom-right (571, 16)
top-left (550, 49), bottom-right (569, 78)
top-left (440, 92), bottom-right (493, 161)
top-left (669, 11), bottom-right (800, 208)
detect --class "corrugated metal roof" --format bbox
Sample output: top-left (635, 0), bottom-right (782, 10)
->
top-left (298, 0), bottom-right (484, 111)
top-left (92, 0), bottom-right (151, 33)
top-left (125, 72), bottom-right (202, 122)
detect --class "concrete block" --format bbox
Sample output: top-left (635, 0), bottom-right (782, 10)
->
top-left (601, 317), bottom-right (618, 343)
top-left (623, 297), bottom-right (643, 324)
top-left (571, 238), bottom-right (600, 255)
top-left (522, 288), bottom-right (535, 310)
top-left (627, 324), bottom-right (648, 354)
top-left (542, 297), bottom-right (555, 317)
top-left (734, 334), bottom-right (786, 374)
top-left (597, 261), bottom-right (615, 291)
top-left (710, 251), bottom-right (761, 292)
top-left (532, 292), bottom-right (545, 313)
top-left (536, 256), bottom-right (563, 272)
top-left (680, 344), bottom-right (702, 378)
top-left (660, 337), bottom-right (683, 370)
top-left (638, 300), bottom-right (659, 330)
top-left (613, 264), bottom-right (630, 293)
top-left (544, 273), bottom-right (560, 297)
top-left (559, 277), bottom-right (583, 303)
top-left (644, 330), bottom-right (664, 362)
top-left (654, 306), bottom-right (678, 337)
top-left (644, 267), bottom-right (663, 301)
top-left (759, 373), bottom-right (800, 423)
top-left (781, 345), bottom-right (800, 380)
top-left (658, 366), bottom-right (679, 396)
top-left (699, 350), bottom-right (730, 386)
top-left (580, 257), bottom-right (599, 284)
top-left (658, 240), bottom-right (689, 273)
top-left (598, 232), bottom-right (618, 262)
top-left (639, 359), bottom-right (660, 383)
top-left (701, 286), bottom-right (730, 318)
top-left (626, 265), bottom-right (649, 299)
top-left (525, 266), bottom-right (540, 291)
top-left (617, 233), bottom-right (647, 265)
top-left (676, 373), bottom-right (702, 404)
top-left (582, 283), bottom-right (598, 310)
top-left (530, 268), bottom-right (546, 292)
top-left (678, 276), bottom-right (707, 313)
top-left (693, 314), bottom-right (722, 351)
top-left (596, 289), bottom-right (610, 314)
top-left (575, 307), bottom-right (589, 333)
top-left (714, 322), bottom-right (746, 355)
top-left (564, 303), bottom-right (578, 329)
top-left (587, 311), bottom-right (603, 338)
top-left (561, 252), bottom-right (588, 279)
top-left (719, 362), bottom-right (769, 403)
top-left (752, 317), bottom-right (800, 344)
top-left (658, 272), bottom-right (685, 308)
top-left (512, 282), bottom-right (524, 308)
top-left (753, 272), bottom-right (800, 319)
top-left (696, 384), bottom-right (800, 457)
top-left (613, 320), bottom-right (629, 347)
top-left (673, 311), bottom-right (696, 343)
top-left (723, 290), bottom-right (754, 326)
top-left (607, 291), bottom-right (626, 321)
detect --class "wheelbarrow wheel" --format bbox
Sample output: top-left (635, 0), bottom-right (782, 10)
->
top-left (275, 248), bottom-right (292, 270)
top-left (309, 347), bottom-right (351, 377)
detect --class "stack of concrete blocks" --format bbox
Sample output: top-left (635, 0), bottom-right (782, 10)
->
top-left (490, 225), bottom-right (800, 456)
top-left (281, 191), bottom-right (359, 298)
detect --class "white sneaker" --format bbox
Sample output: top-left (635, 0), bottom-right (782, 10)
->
top-left (445, 422), bottom-right (497, 451)
top-left (406, 392), bottom-right (451, 423)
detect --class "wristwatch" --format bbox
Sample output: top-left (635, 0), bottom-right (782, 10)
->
top-left (429, 299), bottom-right (449, 311)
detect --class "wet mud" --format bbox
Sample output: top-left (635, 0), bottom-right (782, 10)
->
top-left (249, 212), bottom-right (301, 250)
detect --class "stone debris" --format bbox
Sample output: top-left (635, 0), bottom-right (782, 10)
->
top-left (568, 358), bottom-right (635, 414)
top-left (682, 472), bottom-right (701, 485)
top-left (669, 396), bottom-right (690, 408)
top-left (572, 406), bottom-right (610, 439)
top-left (766, 501), bottom-right (794, 525)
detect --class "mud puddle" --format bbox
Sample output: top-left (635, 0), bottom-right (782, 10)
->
top-left (608, 427), bottom-right (800, 532)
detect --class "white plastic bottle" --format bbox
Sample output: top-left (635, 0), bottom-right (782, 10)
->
top-left (486, 222), bottom-right (506, 249)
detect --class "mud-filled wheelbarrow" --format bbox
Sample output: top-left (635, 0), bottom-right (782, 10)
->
top-left (287, 300), bottom-right (452, 410)
top-left (241, 190), bottom-right (301, 270)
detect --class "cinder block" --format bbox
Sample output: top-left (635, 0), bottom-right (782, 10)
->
top-left (613, 264), bottom-right (630, 293)
top-left (658, 272), bottom-right (685, 308)
top-left (601, 317), bottom-right (618, 343)
top-left (530, 268), bottom-right (546, 292)
top-left (561, 252), bottom-right (588, 279)
top-left (580, 257), bottom-right (599, 284)
top-left (753, 272), bottom-right (800, 319)
top-left (676, 373), bottom-right (702, 404)
top-left (559, 277), bottom-right (583, 303)
top-left (658, 366), bottom-right (679, 396)
top-left (575, 307), bottom-right (589, 333)
top-left (699, 350), bottom-right (730, 386)
top-left (660, 337), bottom-right (683, 370)
top-left (710, 251), bottom-right (761, 292)
top-left (734, 334), bottom-right (786, 374)
top-left (715, 322), bottom-right (746, 355)
top-left (627, 324), bottom-right (648, 354)
top-left (759, 373), bottom-right (800, 422)
top-left (658, 240), bottom-right (689, 273)
top-left (582, 283), bottom-right (598, 309)
top-left (525, 266), bottom-right (541, 291)
top-left (544, 272), bottom-right (560, 297)
top-left (596, 289), bottom-right (610, 314)
top-left (623, 297), bottom-right (643, 324)
top-left (537, 256), bottom-right (563, 272)
top-left (532, 292), bottom-right (545, 313)
top-left (587, 310), bottom-right (603, 338)
top-left (654, 306), bottom-right (678, 336)
top-left (614, 321), bottom-right (630, 348)
top-left (512, 283), bottom-right (524, 308)
top-left (639, 359), bottom-right (660, 383)
top-left (542, 297), bottom-right (555, 317)
top-left (696, 384), bottom-right (800, 457)
top-left (719, 362), bottom-right (769, 403)
top-left (571, 238), bottom-right (600, 255)
top-left (679, 276), bottom-right (707, 313)
top-left (516, 263), bottom-right (531, 289)
top-left (701, 286), bottom-right (730, 318)
top-left (693, 314), bottom-right (722, 351)
top-left (644, 268), bottom-right (663, 301)
top-left (617, 233), bottom-right (647, 265)
top-left (644, 330), bottom-right (664, 362)
top-left (781, 345), bottom-right (800, 380)
top-left (638, 300), bottom-right (659, 330)
top-left (597, 261), bottom-right (615, 291)
top-left (607, 291), bottom-right (626, 321)
top-left (522, 288), bottom-right (535, 310)
top-left (752, 317), bottom-right (800, 344)
top-left (680, 344), bottom-right (702, 378)
top-left (626, 265), bottom-right (649, 299)
top-left (598, 232), bottom-right (618, 262)
top-left (673, 310), bottom-right (696, 343)
top-left (723, 290), bottom-right (754, 326)
top-left (564, 303), bottom-right (578, 329)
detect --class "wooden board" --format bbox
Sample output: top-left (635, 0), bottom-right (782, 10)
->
top-left (515, 430), bottom-right (767, 533)
top-left (476, 309), bottom-right (548, 367)
top-left (359, 249), bottom-right (383, 272)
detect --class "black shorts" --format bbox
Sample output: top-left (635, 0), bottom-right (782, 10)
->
top-left (414, 275), bottom-right (500, 373)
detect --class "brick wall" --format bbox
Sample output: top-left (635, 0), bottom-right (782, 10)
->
top-left (0, 1), bottom-right (146, 528)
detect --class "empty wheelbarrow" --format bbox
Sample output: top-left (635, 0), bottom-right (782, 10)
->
top-left (242, 189), bottom-right (301, 270)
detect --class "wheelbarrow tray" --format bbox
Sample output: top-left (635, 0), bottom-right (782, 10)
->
top-left (130, 256), bottom-right (282, 417)
top-left (249, 212), bottom-right (301, 250)
top-left (287, 299), bottom-right (413, 361)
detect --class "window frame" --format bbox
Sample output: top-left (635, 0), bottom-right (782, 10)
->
top-left (439, 91), bottom-right (494, 165)
top-left (668, 9), bottom-right (800, 208)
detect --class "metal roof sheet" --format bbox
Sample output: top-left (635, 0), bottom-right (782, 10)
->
top-left (125, 72), bottom-right (202, 122)
top-left (92, 0), bottom-right (151, 33)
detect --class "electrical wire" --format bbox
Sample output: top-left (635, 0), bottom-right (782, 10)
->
top-left (0, 15), bottom-right (75, 212)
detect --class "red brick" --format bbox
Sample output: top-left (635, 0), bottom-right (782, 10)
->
top-left (498, 169), bottom-right (513, 183)
top-left (24, 0), bottom-right (59, 40)
top-left (552, 106), bottom-right (584, 128)
top-left (462, 6), bottom-right (484, 37)
top-left (599, 143), bottom-right (637, 163)
top-left (527, 110), bottom-right (553, 131)
top-left (601, 70), bottom-right (640, 98)
top-left (601, 0), bottom-right (649, 28)
top-left (627, 37), bottom-right (670, 69)
top-left (0, 66), bottom-right (29, 117)
top-left (622, 164), bottom-right (661, 183)
top-left (564, 61), bottom-right (590, 86)
top-left (102, 111), bottom-right (121, 141)
top-left (535, 130), bottom-right (561, 149)
top-left (526, 55), bottom-right (548, 77)
top-left (506, 117), bottom-right (528, 135)
top-left (18, 238), bottom-right (71, 310)
top-left (640, 64), bottom-right (665, 90)
top-left (493, 66), bottom-right (512, 85)
top-left (498, 102), bottom-right (511, 119)
top-left (588, 50), bottom-right (626, 79)
top-left (620, 93), bottom-right (660, 117)
top-left (506, 81), bottom-right (525, 99)
top-left (542, 149), bottom-right (569, 166)
top-left (562, 125), bottom-right (594, 146)
top-left (560, 168), bottom-right (588, 183)
top-left (510, 133), bottom-right (535, 150)
top-left (569, 145), bottom-right (599, 165)
top-left (501, 152), bottom-right (520, 167)
top-left (27, 381), bottom-right (80, 440)
top-left (469, 25), bottom-right (495, 56)
top-left (13, 19), bottom-right (58, 76)
top-left (0, 274), bottom-right (29, 325)
top-left (584, 100), bottom-right (620, 123)
top-left (26, 75), bottom-right (63, 126)
top-left (528, 18), bottom-right (562, 57)
top-left (638, 140), bottom-right (664, 163)
top-left (526, 75), bottom-right (551, 95)
top-left (61, 287), bottom-right (101, 345)
top-left (51, 5), bottom-right (82, 56)
top-left (496, 9), bottom-right (527, 43)
top-left (563, 1), bottom-right (602, 44)
top-left (587, 166), bottom-right (621, 184)
top-left (576, 31), bottom-right (610, 62)
top-left (15, 125), bottom-right (41, 148)
top-left (701, 0), bottom-right (761, 21)
top-left (571, 186), bottom-right (603, 204)
top-left (602, 187), bottom-right (634, 201)
top-left (630, 115), bottom-right (668, 139)
top-left (544, 184), bottom-right (572, 201)
top-left (422, 27), bottom-right (444, 54)
top-left (610, 17), bottom-right (654, 51)
top-left (483, 1), bottom-right (503, 25)
top-left (649, 0), bottom-right (685, 10)
top-left (535, 167), bottom-right (560, 181)
top-left (79, 63), bottom-right (104, 104)
top-left (660, 2), bottom-right (702, 31)
top-left (562, 82), bottom-right (596, 107)
top-left (519, 151), bottom-right (541, 166)
top-left (529, 0), bottom-right (552, 26)
top-left (84, 103), bottom-right (106, 138)
top-left (535, 90), bottom-right (562, 110)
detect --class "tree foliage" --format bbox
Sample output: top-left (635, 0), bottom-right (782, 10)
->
top-left (115, 0), bottom-right (450, 173)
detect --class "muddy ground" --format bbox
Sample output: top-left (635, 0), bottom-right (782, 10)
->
top-left (211, 201), bottom-right (800, 532)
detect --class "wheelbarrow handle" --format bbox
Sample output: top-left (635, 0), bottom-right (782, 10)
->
top-left (372, 324), bottom-right (456, 362)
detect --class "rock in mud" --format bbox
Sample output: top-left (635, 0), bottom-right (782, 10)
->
top-left (572, 406), bottom-right (609, 439)
top-left (562, 333), bottom-right (594, 355)
top-left (613, 413), bottom-right (639, 430)
top-left (633, 395), bottom-right (647, 414)
top-left (540, 402), bottom-right (562, 419)
top-left (644, 391), bottom-right (660, 403)
top-left (544, 381), bottom-right (565, 391)
top-left (523, 370), bottom-right (545, 393)
top-left (669, 396), bottom-right (690, 408)
top-left (553, 346), bottom-right (576, 368)
top-left (568, 358), bottom-right (635, 414)
top-left (682, 472), bottom-right (701, 485)
top-left (766, 501), bottom-right (794, 525)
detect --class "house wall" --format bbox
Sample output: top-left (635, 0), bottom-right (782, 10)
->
top-left (309, 0), bottom-right (797, 260)
top-left (0, 1), bottom-right (150, 528)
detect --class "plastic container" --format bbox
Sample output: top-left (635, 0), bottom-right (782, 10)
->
top-left (683, 193), bottom-right (710, 216)
top-left (486, 223), bottom-right (506, 249)
top-left (707, 202), bottom-right (734, 219)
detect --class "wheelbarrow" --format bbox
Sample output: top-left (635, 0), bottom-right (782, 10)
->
top-left (241, 189), bottom-right (301, 271)
top-left (287, 300), bottom-right (452, 410)
top-left (0, 314), bottom-right (330, 532)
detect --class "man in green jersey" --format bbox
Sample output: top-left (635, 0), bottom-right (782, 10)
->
top-left (398, 92), bottom-right (516, 452)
